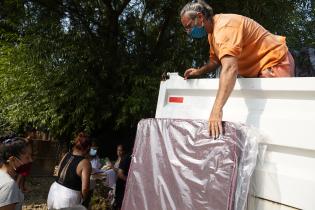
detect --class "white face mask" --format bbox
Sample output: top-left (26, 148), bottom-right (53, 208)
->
top-left (89, 148), bottom-right (97, 156)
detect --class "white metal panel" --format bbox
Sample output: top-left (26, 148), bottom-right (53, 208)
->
top-left (155, 72), bottom-right (315, 210)
top-left (248, 197), bottom-right (299, 210)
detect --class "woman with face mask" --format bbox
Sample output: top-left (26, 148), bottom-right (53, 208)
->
top-left (82, 141), bottom-right (101, 209)
top-left (180, 0), bottom-right (295, 139)
top-left (89, 142), bottom-right (101, 173)
top-left (0, 137), bottom-right (32, 210)
top-left (47, 132), bottom-right (92, 210)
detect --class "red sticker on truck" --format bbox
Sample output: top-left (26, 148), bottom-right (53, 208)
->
top-left (169, 97), bottom-right (184, 103)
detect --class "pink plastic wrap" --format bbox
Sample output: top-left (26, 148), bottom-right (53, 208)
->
top-left (122, 119), bottom-right (258, 210)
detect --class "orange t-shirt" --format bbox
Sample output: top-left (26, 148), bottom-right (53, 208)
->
top-left (208, 14), bottom-right (288, 77)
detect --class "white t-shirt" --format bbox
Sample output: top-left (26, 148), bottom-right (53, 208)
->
top-left (90, 156), bottom-right (102, 190)
top-left (0, 170), bottom-right (24, 210)
top-left (90, 156), bottom-right (101, 173)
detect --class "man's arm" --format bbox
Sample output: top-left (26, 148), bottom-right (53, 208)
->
top-left (209, 55), bottom-right (238, 138)
top-left (184, 60), bottom-right (220, 79)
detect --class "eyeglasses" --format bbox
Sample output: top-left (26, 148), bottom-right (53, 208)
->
top-left (183, 19), bottom-right (193, 33)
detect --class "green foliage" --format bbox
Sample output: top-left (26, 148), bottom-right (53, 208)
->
top-left (0, 0), bottom-right (314, 141)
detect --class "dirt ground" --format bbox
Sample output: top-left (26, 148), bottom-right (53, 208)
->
top-left (22, 176), bottom-right (109, 210)
top-left (22, 176), bottom-right (54, 210)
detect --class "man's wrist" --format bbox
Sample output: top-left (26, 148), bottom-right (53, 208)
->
top-left (212, 102), bottom-right (223, 113)
top-left (198, 66), bottom-right (205, 75)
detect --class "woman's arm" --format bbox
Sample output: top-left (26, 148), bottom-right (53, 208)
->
top-left (78, 159), bottom-right (92, 200)
top-left (117, 169), bottom-right (127, 181)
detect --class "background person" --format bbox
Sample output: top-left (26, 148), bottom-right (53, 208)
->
top-left (111, 144), bottom-right (126, 196)
top-left (0, 137), bottom-right (32, 210)
top-left (47, 132), bottom-right (92, 210)
top-left (16, 134), bottom-right (34, 193)
top-left (82, 141), bottom-right (101, 209)
top-left (113, 145), bottom-right (131, 210)
top-left (89, 142), bottom-right (101, 173)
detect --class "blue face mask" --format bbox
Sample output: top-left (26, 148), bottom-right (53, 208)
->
top-left (89, 148), bottom-right (97, 156)
top-left (188, 17), bottom-right (207, 39)
top-left (189, 25), bottom-right (207, 39)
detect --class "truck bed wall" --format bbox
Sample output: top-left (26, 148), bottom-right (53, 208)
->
top-left (155, 73), bottom-right (315, 210)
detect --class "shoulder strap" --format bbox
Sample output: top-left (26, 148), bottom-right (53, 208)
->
top-left (56, 152), bottom-right (69, 176)
top-left (58, 153), bottom-right (75, 184)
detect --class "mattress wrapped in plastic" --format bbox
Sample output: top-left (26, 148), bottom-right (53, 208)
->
top-left (122, 119), bottom-right (259, 210)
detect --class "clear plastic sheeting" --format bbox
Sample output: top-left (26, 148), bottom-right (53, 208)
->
top-left (123, 118), bottom-right (259, 210)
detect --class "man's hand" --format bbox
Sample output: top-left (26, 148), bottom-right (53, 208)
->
top-left (209, 55), bottom-right (238, 138)
top-left (184, 68), bottom-right (201, 79)
top-left (184, 62), bottom-right (220, 79)
top-left (209, 108), bottom-right (223, 139)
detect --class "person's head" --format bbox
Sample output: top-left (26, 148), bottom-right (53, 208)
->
top-left (73, 132), bottom-right (92, 155)
top-left (180, 0), bottom-right (214, 38)
top-left (116, 144), bottom-right (125, 158)
top-left (0, 137), bottom-right (32, 175)
top-left (89, 141), bottom-right (98, 157)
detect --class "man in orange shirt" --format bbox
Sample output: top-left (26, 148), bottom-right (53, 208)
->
top-left (180, 0), bottom-right (295, 138)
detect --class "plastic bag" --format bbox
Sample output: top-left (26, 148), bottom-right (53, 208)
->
top-left (123, 119), bottom-right (259, 210)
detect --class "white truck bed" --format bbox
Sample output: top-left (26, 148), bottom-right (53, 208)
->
top-left (155, 72), bottom-right (315, 210)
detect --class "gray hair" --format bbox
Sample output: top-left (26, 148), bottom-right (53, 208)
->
top-left (180, 0), bottom-right (214, 20)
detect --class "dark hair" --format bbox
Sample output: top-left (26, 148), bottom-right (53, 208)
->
top-left (0, 137), bottom-right (30, 164)
top-left (180, 0), bottom-right (214, 20)
top-left (117, 144), bottom-right (125, 151)
top-left (73, 132), bottom-right (91, 151)
top-left (91, 139), bottom-right (98, 147)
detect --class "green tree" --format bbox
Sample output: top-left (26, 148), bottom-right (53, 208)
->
top-left (0, 0), bottom-right (314, 146)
